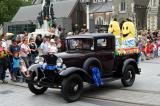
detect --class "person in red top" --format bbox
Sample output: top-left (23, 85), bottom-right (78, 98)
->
top-left (145, 40), bottom-right (151, 60)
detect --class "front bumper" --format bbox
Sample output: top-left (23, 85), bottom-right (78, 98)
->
top-left (26, 67), bottom-right (63, 87)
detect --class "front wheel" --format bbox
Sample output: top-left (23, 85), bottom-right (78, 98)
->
top-left (121, 65), bottom-right (136, 87)
top-left (28, 72), bottom-right (48, 95)
top-left (61, 74), bottom-right (83, 102)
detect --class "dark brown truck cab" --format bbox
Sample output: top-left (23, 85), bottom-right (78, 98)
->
top-left (27, 33), bottom-right (141, 102)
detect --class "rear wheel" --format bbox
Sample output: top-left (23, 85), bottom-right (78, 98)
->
top-left (28, 72), bottom-right (48, 95)
top-left (61, 74), bottom-right (83, 102)
top-left (121, 65), bottom-right (136, 87)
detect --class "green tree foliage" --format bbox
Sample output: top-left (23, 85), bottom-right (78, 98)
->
top-left (0, 0), bottom-right (32, 25)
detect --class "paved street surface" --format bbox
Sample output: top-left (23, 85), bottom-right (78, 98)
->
top-left (0, 84), bottom-right (140, 106)
top-left (1, 58), bottom-right (160, 106)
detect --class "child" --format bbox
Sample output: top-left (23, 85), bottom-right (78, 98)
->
top-left (145, 40), bottom-right (151, 60)
top-left (20, 59), bottom-right (30, 78)
top-left (55, 37), bottom-right (62, 52)
top-left (48, 39), bottom-right (58, 54)
top-left (12, 52), bottom-right (21, 82)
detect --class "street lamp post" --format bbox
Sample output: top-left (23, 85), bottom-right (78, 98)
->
top-left (85, 0), bottom-right (90, 30)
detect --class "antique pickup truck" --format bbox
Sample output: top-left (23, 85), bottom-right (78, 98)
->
top-left (26, 33), bottom-right (141, 102)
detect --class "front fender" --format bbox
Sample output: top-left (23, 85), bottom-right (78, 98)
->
top-left (28, 64), bottom-right (42, 72)
top-left (28, 64), bottom-right (44, 80)
top-left (59, 67), bottom-right (92, 83)
top-left (122, 59), bottom-right (140, 74)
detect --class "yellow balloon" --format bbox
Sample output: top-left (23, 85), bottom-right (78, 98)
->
top-left (122, 21), bottom-right (136, 40)
top-left (108, 21), bottom-right (120, 36)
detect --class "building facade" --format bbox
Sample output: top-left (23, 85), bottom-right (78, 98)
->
top-left (133, 0), bottom-right (150, 30)
top-left (147, 0), bottom-right (159, 30)
top-left (81, 0), bottom-right (135, 31)
top-left (102, 0), bottom-right (151, 30)
top-left (4, 0), bottom-right (86, 34)
top-left (112, 0), bottom-right (135, 28)
top-left (5, 0), bottom-right (154, 33)
top-left (32, 0), bottom-right (66, 4)
top-left (158, 0), bottom-right (160, 29)
top-left (88, 0), bottom-right (113, 31)
top-left (32, 0), bottom-right (152, 31)
top-left (113, 0), bottom-right (150, 30)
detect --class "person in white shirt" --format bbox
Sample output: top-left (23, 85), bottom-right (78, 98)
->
top-left (48, 39), bottom-right (58, 54)
top-left (40, 36), bottom-right (50, 55)
top-left (20, 37), bottom-right (31, 68)
top-left (1, 33), bottom-right (8, 50)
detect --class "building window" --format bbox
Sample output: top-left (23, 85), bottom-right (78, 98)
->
top-left (153, 0), bottom-right (157, 6)
top-left (93, 0), bottom-right (98, 3)
top-left (8, 24), bottom-right (36, 34)
top-left (98, 0), bottom-right (105, 2)
top-left (96, 16), bottom-right (104, 25)
top-left (93, 0), bottom-right (105, 3)
top-left (119, 1), bottom-right (126, 13)
top-left (80, 0), bottom-right (85, 3)
top-left (90, 14), bottom-right (94, 18)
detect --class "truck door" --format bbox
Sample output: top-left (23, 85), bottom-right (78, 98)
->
top-left (95, 36), bottom-right (115, 76)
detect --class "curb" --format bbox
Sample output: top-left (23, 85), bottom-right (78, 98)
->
top-left (6, 76), bottom-right (28, 88)
top-left (7, 82), bottom-right (28, 88)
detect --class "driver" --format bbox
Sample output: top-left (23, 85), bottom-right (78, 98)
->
top-left (83, 40), bottom-right (92, 50)
top-left (76, 40), bottom-right (83, 49)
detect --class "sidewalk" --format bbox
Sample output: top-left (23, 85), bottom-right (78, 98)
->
top-left (6, 72), bottom-right (27, 88)
top-left (142, 57), bottom-right (160, 64)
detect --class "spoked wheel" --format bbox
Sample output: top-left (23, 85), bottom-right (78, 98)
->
top-left (28, 72), bottom-right (48, 95)
top-left (121, 65), bottom-right (136, 87)
top-left (61, 74), bottom-right (83, 102)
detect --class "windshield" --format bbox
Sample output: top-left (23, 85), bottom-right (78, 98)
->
top-left (67, 38), bottom-right (94, 51)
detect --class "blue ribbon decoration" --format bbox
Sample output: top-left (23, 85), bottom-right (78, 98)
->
top-left (46, 65), bottom-right (57, 70)
top-left (91, 67), bottom-right (103, 86)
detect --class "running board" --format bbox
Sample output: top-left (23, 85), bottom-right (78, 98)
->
top-left (39, 81), bottom-right (61, 88)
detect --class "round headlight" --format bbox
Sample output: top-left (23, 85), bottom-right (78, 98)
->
top-left (56, 58), bottom-right (63, 67)
top-left (35, 56), bottom-right (44, 64)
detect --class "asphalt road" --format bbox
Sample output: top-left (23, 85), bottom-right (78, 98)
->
top-left (1, 58), bottom-right (160, 106)
top-left (0, 84), bottom-right (142, 106)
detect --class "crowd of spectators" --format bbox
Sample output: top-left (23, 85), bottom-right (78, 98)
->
top-left (137, 30), bottom-right (160, 60)
top-left (0, 26), bottom-right (68, 83)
